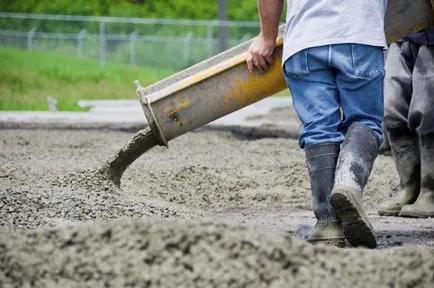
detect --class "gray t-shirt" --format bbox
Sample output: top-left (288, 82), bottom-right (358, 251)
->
top-left (283, 0), bottom-right (388, 63)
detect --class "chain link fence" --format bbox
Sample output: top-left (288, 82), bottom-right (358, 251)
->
top-left (0, 12), bottom-right (260, 71)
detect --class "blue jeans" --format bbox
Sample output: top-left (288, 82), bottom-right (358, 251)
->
top-left (283, 44), bottom-right (384, 148)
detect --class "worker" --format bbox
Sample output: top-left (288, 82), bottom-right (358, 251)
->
top-left (247, 0), bottom-right (387, 248)
top-left (378, 27), bottom-right (434, 218)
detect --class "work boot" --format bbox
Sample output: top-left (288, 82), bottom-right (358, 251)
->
top-left (330, 123), bottom-right (378, 248)
top-left (378, 129), bottom-right (420, 216)
top-left (399, 133), bottom-right (434, 218)
top-left (305, 219), bottom-right (344, 247)
top-left (303, 143), bottom-right (344, 247)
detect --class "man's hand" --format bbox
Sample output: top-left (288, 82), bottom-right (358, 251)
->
top-left (247, 34), bottom-right (276, 74)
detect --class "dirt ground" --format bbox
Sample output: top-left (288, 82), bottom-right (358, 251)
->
top-left (1, 125), bottom-right (433, 287)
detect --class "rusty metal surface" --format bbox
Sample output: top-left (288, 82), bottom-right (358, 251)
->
top-left (137, 41), bottom-right (287, 145)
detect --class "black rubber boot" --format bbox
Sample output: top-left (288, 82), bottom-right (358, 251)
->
top-left (378, 128), bottom-right (420, 216)
top-left (304, 143), bottom-right (344, 247)
top-left (330, 123), bottom-right (378, 248)
top-left (399, 133), bottom-right (434, 218)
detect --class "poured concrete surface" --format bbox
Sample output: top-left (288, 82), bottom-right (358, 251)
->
top-left (0, 127), bottom-right (433, 287)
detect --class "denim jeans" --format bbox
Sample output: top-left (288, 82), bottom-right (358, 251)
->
top-left (283, 44), bottom-right (385, 148)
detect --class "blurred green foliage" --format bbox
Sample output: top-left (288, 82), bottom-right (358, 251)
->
top-left (0, 0), bottom-right (260, 21)
top-left (0, 0), bottom-right (264, 55)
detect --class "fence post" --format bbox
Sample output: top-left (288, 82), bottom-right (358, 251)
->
top-left (130, 30), bottom-right (138, 65)
top-left (99, 21), bottom-right (106, 67)
top-left (77, 29), bottom-right (86, 58)
top-left (183, 32), bottom-right (193, 66)
top-left (218, 0), bottom-right (228, 52)
top-left (27, 27), bottom-right (36, 51)
top-left (207, 24), bottom-right (213, 58)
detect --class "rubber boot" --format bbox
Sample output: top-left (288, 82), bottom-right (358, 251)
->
top-left (378, 129), bottom-right (420, 216)
top-left (330, 123), bottom-right (378, 248)
top-left (304, 143), bottom-right (345, 247)
top-left (399, 133), bottom-right (434, 218)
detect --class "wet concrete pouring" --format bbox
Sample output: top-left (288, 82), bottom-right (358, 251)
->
top-left (1, 118), bottom-right (433, 286)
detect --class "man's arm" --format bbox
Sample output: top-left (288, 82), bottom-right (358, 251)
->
top-left (247, 0), bottom-right (283, 74)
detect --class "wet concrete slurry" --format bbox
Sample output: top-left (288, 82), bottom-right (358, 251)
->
top-left (0, 128), bottom-right (433, 287)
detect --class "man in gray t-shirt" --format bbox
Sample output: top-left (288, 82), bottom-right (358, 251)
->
top-left (247, 0), bottom-right (387, 249)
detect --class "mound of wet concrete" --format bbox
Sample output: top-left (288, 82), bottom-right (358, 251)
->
top-left (0, 167), bottom-right (179, 231)
top-left (1, 218), bottom-right (433, 287)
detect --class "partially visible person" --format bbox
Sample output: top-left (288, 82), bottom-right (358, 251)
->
top-left (247, 0), bottom-right (387, 248)
top-left (378, 27), bottom-right (434, 218)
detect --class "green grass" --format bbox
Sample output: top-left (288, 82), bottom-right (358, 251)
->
top-left (0, 47), bottom-right (174, 111)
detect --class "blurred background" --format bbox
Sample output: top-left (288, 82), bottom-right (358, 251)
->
top-left (0, 0), bottom-right (288, 111)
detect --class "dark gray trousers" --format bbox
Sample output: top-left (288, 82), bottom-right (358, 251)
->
top-left (383, 42), bottom-right (434, 135)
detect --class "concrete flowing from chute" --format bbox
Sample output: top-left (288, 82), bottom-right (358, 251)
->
top-left (96, 127), bottom-right (157, 187)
